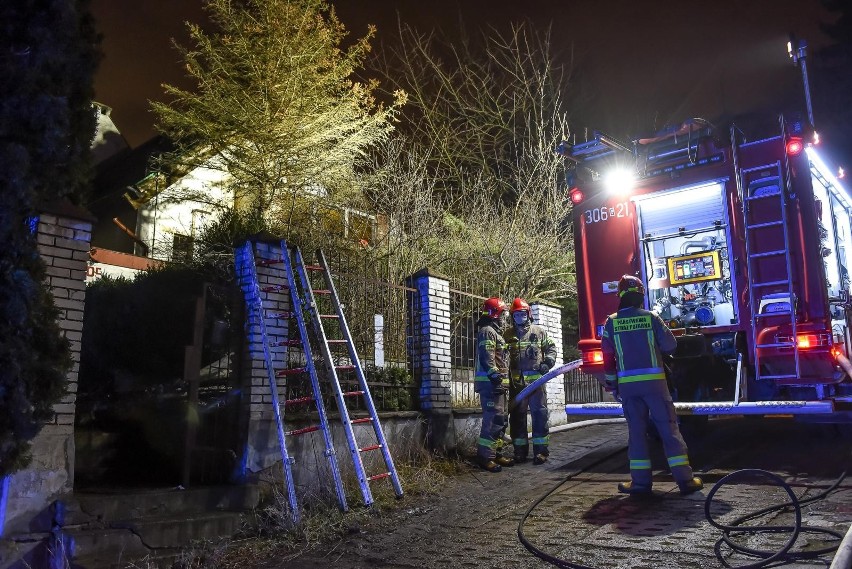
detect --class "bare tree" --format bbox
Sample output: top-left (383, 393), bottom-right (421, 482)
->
top-left (150, 0), bottom-right (405, 236)
top-left (366, 21), bottom-right (576, 301)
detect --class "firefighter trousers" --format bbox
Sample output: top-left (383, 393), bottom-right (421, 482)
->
top-left (476, 383), bottom-right (507, 461)
top-left (620, 380), bottom-right (694, 487)
top-left (509, 383), bottom-right (549, 459)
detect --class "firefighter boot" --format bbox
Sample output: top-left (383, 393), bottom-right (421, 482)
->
top-left (533, 454), bottom-right (548, 465)
top-left (618, 481), bottom-right (652, 495)
top-left (678, 476), bottom-right (704, 495)
top-left (494, 455), bottom-right (515, 467)
top-left (478, 458), bottom-right (502, 473)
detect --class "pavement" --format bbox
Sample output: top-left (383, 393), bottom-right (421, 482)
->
top-left (269, 418), bottom-right (852, 569)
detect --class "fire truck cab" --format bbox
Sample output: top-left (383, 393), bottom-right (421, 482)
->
top-left (561, 116), bottom-right (852, 417)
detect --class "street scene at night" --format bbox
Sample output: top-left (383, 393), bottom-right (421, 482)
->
top-left (3, 1), bottom-right (852, 568)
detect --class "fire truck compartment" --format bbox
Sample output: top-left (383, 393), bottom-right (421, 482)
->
top-left (633, 181), bottom-right (737, 330)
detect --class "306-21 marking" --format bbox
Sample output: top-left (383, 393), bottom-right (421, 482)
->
top-left (583, 202), bottom-right (630, 224)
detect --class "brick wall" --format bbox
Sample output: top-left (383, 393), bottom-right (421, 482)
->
top-left (530, 302), bottom-right (567, 426)
top-left (235, 240), bottom-right (292, 477)
top-left (407, 270), bottom-right (452, 411)
top-left (2, 205), bottom-right (93, 536)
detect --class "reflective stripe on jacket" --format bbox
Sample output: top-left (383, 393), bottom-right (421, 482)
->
top-left (505, 323), bottom-right (558, 383)
top-left (475, 320), bottom-right (509, 385)
top-left (601, 307), bottom-right (676, 385)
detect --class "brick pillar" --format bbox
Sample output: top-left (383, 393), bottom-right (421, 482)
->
top-left (235, 240), bottom-right (291, 479)
top-left (530, 301), bottom-right (566, 427)
top-left (406, 269), bottom-right (453, 451)
top-left (2, 202), bottom-right (93, 536)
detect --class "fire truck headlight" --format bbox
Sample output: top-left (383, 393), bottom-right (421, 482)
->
top-left (604, 168), bottom-right (634, 196)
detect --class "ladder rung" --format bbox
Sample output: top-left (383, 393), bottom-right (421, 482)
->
top-left (756, 342), bottom-right (795, 349)
top-left (749, 250), bottom-right (786, 258)
top-left (319, 314), bottom-right (339, 319)
top-left (759, 374), bottom-right (799, 380)
top-left (746, 220), bottom-right (784, 230)
top-left (351, 417), bottom-right (373, 425)
top-left (752, 280), bottom-right (791, 288)
top-left (327, 339), bottom-right (347, 344)
top-left (261, 284), bottom-right (289, 293)
top-left (359, 444), bottom-right (382, 453)
top-left (255, 258), bottom-right (284, 266)
top-left (312, 290), bottom-right (332, 295)
top-left (276, 367), bottom-right (307, 377)
top-left (368, 472), bottom-right (391, 482)
top-left (746, 192), bottom-right (781, 201)
top-left (335, 365), bottom-right (355, 371)
top-left (286, 425), bottom-right (322, 436)
top-left (305, 265), bottom-right (324, 271)
top-left (344, 390), bottom-right (365, 397)
top-left (269, 311), bottom-right (295, 319)
top-left (284, 396), bottom-right (315, 406)
top-left (755, 311), bottom-right (792, 318)
top-left (271, 339), bottom-right (303, 347)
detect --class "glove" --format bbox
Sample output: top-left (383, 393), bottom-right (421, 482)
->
top-left (488, 372), bottom-right (506, 387)
top-left (538, 360), bottom-right (553, 374)
top-left (603, 378), bottom-right (617, 393)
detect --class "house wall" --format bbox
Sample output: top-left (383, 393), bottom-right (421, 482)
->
top-left (136, 161), bottom-right (232, 262)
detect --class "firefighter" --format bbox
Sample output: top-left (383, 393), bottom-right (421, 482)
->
top-left (506, 298), bottom-right (557, 465)
top-left (474, 297), bottom-right (514, 472)
top-left (601, 275), bottom-right (704, 495)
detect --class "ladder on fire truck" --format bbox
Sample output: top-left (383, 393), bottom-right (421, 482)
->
top-left (736, 129), bottom-right (801, 384)
top-left (235, 241), bottom-right (403, 523)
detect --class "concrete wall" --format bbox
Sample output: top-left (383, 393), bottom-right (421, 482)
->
top-left (2, 204), bottom-right (93, 537)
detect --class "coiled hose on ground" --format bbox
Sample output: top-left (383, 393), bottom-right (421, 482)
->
top-left (705, 467), bottom-right (848, 568)
top-left (518, 447), bottom-right (851, 568)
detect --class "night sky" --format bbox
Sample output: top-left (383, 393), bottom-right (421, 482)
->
top-left (91, 0), bottom-right (835, 149)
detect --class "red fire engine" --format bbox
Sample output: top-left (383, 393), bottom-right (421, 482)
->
top-left (560, 114), bottom-right (852, 418)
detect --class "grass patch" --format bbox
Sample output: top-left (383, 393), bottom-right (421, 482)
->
top-left (158, 446), bottom-right (469, 568)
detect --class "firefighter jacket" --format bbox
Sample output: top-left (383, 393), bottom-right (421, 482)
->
top-left (601, 306), bottom-right (676, 387)
top-left (505, 323), bottom-right (558, 385)
top-left (475, 317), bottom-right (510, 389)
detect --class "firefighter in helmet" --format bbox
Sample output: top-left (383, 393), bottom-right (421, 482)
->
top-left (474, 297), bottom-right (514, 472)
top-left (601, 275), bottom-right (704, 495)
top-left (505, 298), bottom-right (557, 465)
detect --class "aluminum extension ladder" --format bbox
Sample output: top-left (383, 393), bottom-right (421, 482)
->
top-left (739, 145), bottom-right (800, 383)
top-left (235, 240), bottom-right (403, 523)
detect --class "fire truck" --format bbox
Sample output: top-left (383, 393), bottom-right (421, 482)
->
top-left (560, 114), bottom-right (852, 419)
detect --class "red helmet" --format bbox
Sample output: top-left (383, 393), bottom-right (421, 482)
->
top-left (482, 297), bottom-right (508, 319)
top-left (510, 297), bottom-right (531, 318)
top-left (618, 275), bottom-right (645, 297)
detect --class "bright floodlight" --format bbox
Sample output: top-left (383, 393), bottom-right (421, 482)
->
top-left (604, 168), bottom-right (634, 195)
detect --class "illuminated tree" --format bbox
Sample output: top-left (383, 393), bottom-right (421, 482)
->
top-left (151, 0), bottom-right (405, 235)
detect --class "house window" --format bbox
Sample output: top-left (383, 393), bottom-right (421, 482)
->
top-left (345, 209), bottom-right (375, 245)
top-left (172, 233), bottom-right (194, 263)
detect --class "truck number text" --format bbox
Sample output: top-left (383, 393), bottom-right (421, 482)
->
top-left (583, 202), bottom-right (630, 224)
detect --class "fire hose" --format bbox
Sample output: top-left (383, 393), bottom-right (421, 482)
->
top-left (512, 359), bottom-right (584, 407)
top-left (517, 455), bottom-right (850, 568)
top-left (512, 360), bottom-right (851, 567)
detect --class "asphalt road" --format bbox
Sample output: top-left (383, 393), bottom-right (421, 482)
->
top-left (272, 417), bottom-right (852, 569)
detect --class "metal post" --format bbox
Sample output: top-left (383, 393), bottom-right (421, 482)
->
top-left (788, 36), bottom-right (815, 130)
